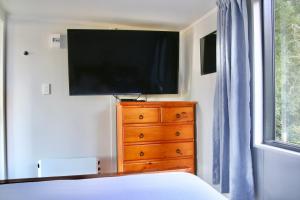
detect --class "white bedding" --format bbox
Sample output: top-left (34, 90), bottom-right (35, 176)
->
top-left (0, 172), bottom-right (227, 200)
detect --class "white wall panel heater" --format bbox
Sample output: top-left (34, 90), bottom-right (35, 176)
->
top-left (38, 157), bottom-right (100, 177)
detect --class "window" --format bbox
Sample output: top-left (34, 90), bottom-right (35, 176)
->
top-left (263, 0), bottom-right (300, 151)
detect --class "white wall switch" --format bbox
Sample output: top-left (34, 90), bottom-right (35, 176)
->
top-left (49, 34), bottom-right (61, 48)
top-left (42, 84), bottom-right (51, 95)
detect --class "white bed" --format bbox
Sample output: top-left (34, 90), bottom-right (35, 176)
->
top-left (0, 172), bottom-right (227, 200)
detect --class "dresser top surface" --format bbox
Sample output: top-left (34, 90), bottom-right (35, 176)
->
top-left (118, 101), bottom-right (197, 107)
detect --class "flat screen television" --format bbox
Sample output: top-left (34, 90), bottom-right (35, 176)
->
top-left (67, 29), bottom-right (179, 95)
top-left (200, 31), bottom-right (216, 75)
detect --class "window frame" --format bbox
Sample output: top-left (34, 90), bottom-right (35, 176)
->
top-left (262, 0), bottom-right (300, 152)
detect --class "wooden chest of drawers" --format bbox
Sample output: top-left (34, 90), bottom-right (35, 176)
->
top-left (117, 101), bottom-right (196, 174)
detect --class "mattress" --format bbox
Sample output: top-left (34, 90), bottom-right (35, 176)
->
top-left (0, 172), bottom-right (227, 200)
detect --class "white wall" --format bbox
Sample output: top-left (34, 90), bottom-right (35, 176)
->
top-left (181, 8), bottom-right (217, 185)
top-left (0, 5), bottom-right (6, 180)
top-left (6, 18), bottom-right (132, 179)
top-left (5, 7), bottom-right (217, 179)
top-left (6, 17), bottom-right (188, 179)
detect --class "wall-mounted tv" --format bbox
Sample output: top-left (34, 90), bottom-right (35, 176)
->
top-left (200, 31), bottom-right (216, 75)
top-left (67, 29), bottom-right (179, 95)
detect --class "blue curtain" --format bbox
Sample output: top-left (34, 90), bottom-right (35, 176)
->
top-left (212, 0), bottom-right (254, 200)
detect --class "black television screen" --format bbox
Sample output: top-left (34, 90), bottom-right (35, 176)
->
top-left (67, 29), bottom-right (179, 95)
top-left (200, 31), bottom-right (216, 75)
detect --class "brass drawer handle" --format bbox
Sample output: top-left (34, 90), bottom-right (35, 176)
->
top-left (139, 133), bottom-right (144, 139)
top-left (139, 114), bottom-right (144, 120)
top-left (139, 151), bottom-right (145, 157)
top-left (176, 149), bottom-right (182, 154)
top-left (175, 131), bottom-right (181, 136)
top-left (176, 112), bottom-right (187, 119)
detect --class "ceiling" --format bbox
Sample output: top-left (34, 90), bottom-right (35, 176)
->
top-left (0, 0), bottom-right (216, 30)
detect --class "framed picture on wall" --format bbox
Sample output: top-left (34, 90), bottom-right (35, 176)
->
top-left (200, 31), bottom-right (216, 75)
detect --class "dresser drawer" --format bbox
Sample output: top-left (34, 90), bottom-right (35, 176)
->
top-left (124, 125), bottom-right (194, 143)
top-left (161, 107), bottom-right (194, 123)
top-left (123, 107), bottom-right (160, 124)
top-left (124, 142), bottom-right (194, 161)
top-left (123, 158), bottom-right (194, 173)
